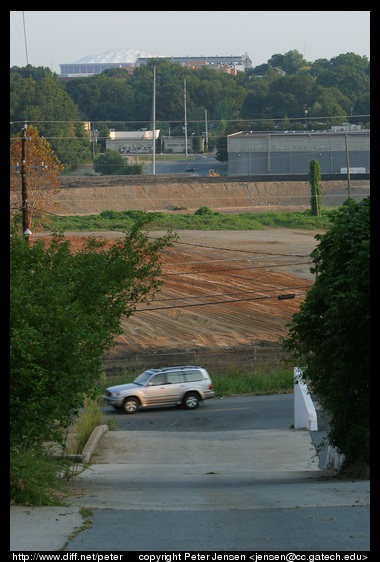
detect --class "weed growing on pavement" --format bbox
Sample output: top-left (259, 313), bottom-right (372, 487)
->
top-left (64, 395), bottom-right (108, 455)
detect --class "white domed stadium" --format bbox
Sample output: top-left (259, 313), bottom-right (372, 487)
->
top-left (59, 48), bottom-right (163, 78)
top-left (59, 49), bottom-right (252, 79)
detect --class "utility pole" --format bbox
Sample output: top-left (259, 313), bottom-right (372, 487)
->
top-left (345, 132), bottom-right (351, 199)
top-left (184, 79), bottom-right (188, 157)
top-left (21, 124), bottom-right (31, 243)
top-left (152, 66), bottom-right (156, 175)
top-left (204, 109), bottom-right (209, 153)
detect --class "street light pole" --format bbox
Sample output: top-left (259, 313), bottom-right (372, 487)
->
top-left (184, 79), bottom-right (188, 157)
top-left (303, 105), bottom-right (308, 128)
top-left (152, 66), bottom-right (156, 175)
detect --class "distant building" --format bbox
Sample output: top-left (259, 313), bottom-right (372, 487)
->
top-left (227, 131), bottom-right (370, 176)
top-left (137, 53), bottom-right (252, 74)
top-left (59, 49), bottom-right (252, 79)
top-left (106, 129), bottom-right (160, 154)
top-left (105, 130), bottom-right (205, 155)
top-left (331, 123), bottom-right (362, 132)
top-left (59, 49), bottom-right (150, 79)
top-left (162, 136), bottom-right (205, 154)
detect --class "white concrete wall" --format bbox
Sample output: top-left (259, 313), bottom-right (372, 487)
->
top-left (293, 367), bottom-right (318, 431)
top-left (325, 446), bottom-right (345, 470)
top-left (293, 368), bottom-right (347, 470)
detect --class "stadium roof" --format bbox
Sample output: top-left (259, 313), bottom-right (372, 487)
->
top-left (73, 49), bottom-right (163, 65)
top-left (59, 50), bottom-right (252, 79)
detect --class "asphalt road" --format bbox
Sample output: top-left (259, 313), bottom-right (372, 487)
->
top-left (103, 394), bottom-right (299, 431)
top-left (102, 393), bottom-right (330, 470)
top-left (62, 396), bottom-right (369, 552)
top-left (11, 395), bottom-right (370, 552)
top-left (143, 154), bottom-right (227, 176)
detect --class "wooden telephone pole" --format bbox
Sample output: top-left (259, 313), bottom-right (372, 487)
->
top-left (20, 124), bottom-right (31, 243)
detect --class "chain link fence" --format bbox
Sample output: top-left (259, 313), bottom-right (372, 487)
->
top-left (103, 342), bottom-right (289, 377)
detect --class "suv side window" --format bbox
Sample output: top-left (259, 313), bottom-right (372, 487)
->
top-left (167, 373), bottom-right (186, 384)
top-left (150, 374), bottom-right (167, 385)
top-left (184, 369), bottom-right (203, 382)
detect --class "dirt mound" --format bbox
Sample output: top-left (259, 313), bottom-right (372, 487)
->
top-left (46, 177), bottom-right (369, 374)
top-left (56, 177), bottom-right (369, 215)
top-left (42, 229), bottom-right (321, 374)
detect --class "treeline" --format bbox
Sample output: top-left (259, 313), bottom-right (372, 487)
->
top-left (10, 50), bottom-right (370, 170)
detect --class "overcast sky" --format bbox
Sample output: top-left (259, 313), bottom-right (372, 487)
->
top-left (10, 11), bottom-right (370, 74)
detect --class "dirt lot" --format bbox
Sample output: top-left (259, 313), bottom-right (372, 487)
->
top-left (41, 177), bottom-right (370, 373)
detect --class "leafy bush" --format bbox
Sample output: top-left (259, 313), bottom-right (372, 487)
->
top-left (10, 449), bottom-right (70, 506)
top-left (94, 150), bottom-right (144, 175)
top-left (10, 216), bottom-right (177, 451)
top-left (283, 198), bottom-right (370, 469)
top-left (194, 206), bottom-right (214, 216)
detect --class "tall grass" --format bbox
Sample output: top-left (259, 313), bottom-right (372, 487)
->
top-left (64, 395), bottom-right (112, 455)
top-left (213, 366), bottom-right (293, 396)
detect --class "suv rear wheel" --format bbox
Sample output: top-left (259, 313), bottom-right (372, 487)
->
top-left (183, 392), bottom-right (200, 410)
top-left (122, 397), bottom-right (140, 414)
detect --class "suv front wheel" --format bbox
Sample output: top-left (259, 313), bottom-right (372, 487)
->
top-left (183, 392), bottom-right (200, 410)
top-left (122, 397), bottom-right (140, 414)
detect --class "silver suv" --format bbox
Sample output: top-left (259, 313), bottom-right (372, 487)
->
top-left (103, 365), bottom-right (215, 414)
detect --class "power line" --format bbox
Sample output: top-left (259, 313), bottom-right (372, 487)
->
top-left (22, 12), bottom-right (29, 66)
top-left (10, 114), bottom-right (370, 128)
top-left (144, 282), bottom-right (311, 304)
top-left (134, 290), bottom-right (308, 313)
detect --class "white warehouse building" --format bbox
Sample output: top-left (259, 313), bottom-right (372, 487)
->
top-left (227, 131), bottom-right (370, 177)
top-left (106, 130), bottom-right (160, 154)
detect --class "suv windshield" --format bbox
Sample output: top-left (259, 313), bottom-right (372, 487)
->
top-left (133, 370), bottom-right (156, 386)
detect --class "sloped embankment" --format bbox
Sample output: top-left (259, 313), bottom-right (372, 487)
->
top-left (56, 176), bottom-right (369, 215)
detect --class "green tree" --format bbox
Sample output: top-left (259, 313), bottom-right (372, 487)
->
top-left (309, 160), bottom-right (321, 216)
top-left (93, 149), bottom-right (144, 175)
top-left (11, 52), bottom-right (370, 163)
top-left (10, 216), bottom-right (178, 451)
top-left (268, 50), bottom-right (309, 75)
top-left (215, 135), bottom-right (228, 162)
top-left (10, 68), bottom-right (91, 170)
top-left (10, 125), bottom-right (64, 232)
top-left (309, 86), bottom-right (349, 124)
top-left (240, 81), bottom-right (270, 122)
top-left (282, 198), bottom-right (370, 473)
top-left (314, 62), bottom-right (370, 109)
top-left (269, 75), bottom-right (315, 121)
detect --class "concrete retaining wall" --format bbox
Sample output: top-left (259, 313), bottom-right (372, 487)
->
top-left (293, 367), bottom-right (318, 431)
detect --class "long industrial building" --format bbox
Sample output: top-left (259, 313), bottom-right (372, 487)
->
top-left (227, 130), bottom-right (370, 176)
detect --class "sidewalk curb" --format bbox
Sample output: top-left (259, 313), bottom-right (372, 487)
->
top-left (81, 424), bottom-right (109, 463)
